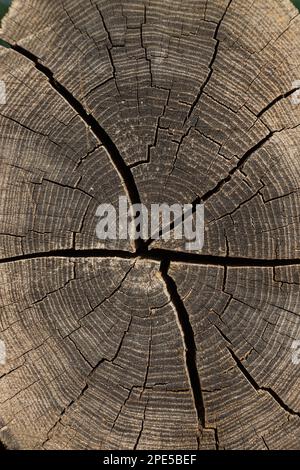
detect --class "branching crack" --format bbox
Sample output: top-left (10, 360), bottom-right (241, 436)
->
top-left (0, 440), bottom-right (7, 450)
top-left (220, 338), bottom-right (300, 419)
top-left (42, 352), bottom-right (107, 447)
top-left (2, 248), bottom-right (300, 267)
top-left (9, 42), bottom-right (145, 252)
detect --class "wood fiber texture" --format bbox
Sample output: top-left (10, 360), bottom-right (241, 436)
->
top-left (1, 0), bottom-right (300, 450)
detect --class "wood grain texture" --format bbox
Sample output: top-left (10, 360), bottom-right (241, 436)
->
top-left (0, 0), bottom-right (300, 450)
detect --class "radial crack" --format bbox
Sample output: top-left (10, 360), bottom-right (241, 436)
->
top-left (226, 345), bottom-right (300, 419)
top-left (133, 399), bottom-right (149, 450)
top-left (160, 259), bottom-right (206, 428)
top-left (9, 43), bottom-right (145, 252)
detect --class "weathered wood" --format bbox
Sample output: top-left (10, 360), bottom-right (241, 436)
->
top-left (0, 0), bottom-right (300, 450)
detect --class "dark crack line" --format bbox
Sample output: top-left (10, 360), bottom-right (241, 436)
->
top-left (42, 350), bottom-right (109, 447)
top-left (41, 384), bottom-right (88, 448)
top-left (10, 43), bottom-right (145, 252)
top-left (144, 128), bottom-right (275, 248)
top-left (0, 111), bottom-right (61, 147)
top-left (0, 440), bottom-right (7, 451)
top-left (261, 436), bottom-right (270, 450)
top-left (149, 249), bottom-right (300, 267)
top-left (216, 325), bottom-right (300, 418)
top-left (198, 129), bottom-right (276, 200)
top-left (214, 428), bottom-right (220, 450)
top-left (257, 87), bottom-right (300, 118)
top-left (111, 388), bottom-right (132, 431)
top-left (185, 0), bottom-right (233, 122)
top-left (226, 345), bottom-right (300, 419)
top-left (2, 247), bottom-right (300, 267)
top-left (160, 259), bottom-right (206, 428)
top-left (0, 248), bottom-right (133, 264)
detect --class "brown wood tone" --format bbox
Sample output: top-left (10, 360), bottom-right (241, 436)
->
top-left (0, 0), bottom-right (300, 450)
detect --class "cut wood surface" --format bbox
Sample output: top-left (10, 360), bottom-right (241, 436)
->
top-left (0, 0), bottom-right (300, 450)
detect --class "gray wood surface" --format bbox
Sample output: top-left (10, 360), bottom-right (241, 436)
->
top-left (0, 0), bottom-right (300, 450)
